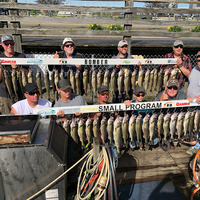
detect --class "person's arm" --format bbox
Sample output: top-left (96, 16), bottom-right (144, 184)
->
top-left (175, 57), bottom-right (191, 78)
top-left (182, 139), bottom-right (197, 146)
top-left (10, 107), bottom-right (19, 115)
top-left (0, 64), bottom-right (3, 83)
top-left (159, 90), bottom-right (168, 101)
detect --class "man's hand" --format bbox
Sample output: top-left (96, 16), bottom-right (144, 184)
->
top-left (56, 110), bottom-right (65, 117)
top-left (176, 57), bottom-right (183, 67)
top-left (11, 63), bottom-right (18, 69)
top-left (124, 100), bottom-right (132, 107)
top-left (116, 64), bottom-right (120, 68)
top-left (160, 90), bottom-right (168, 101)
top-left (136, 61), bottom-right (142, 67)
top-left (187, 97), bottom-right (194, 103)
top-left (53, 51), bottom-right (59, 58)
top-left (195, 95), bottom-right (200, 104)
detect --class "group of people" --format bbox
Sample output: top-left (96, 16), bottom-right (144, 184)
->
top-left (1, 34), bottom-right (200, 154)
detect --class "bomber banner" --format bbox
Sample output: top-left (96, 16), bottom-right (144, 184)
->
top-left (0, 58), bottom-right (177, 65)
top-left (33, 99), bottom-right (199, 115)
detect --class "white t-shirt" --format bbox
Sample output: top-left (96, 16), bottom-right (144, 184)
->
top-left (11, 99), bottom-right (52, 115)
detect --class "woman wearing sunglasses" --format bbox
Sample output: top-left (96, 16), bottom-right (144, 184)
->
top-left (155, 79), bottom-right (186, 101)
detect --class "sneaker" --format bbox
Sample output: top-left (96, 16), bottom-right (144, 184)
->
top-left (186, 147), bottom-right (198, 156)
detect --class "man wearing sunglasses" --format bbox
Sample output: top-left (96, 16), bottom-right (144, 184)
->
top-left (108, 40), bottom-right (142, 73)
top-left (187, 51), bottom-right (200, 104)
top-left (50, 37), bottom-right (83, 73)
top-left (155, 79), bottom-right (186, 101)
top-left (0, 35), bottom-right (29, 114)
top-left (10, 83), bottom-right (52, 115)
top-left (163, 40), bottom-right (192, 92)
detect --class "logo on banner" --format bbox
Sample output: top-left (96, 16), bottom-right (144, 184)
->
top-left (27, 59), bottom-right (43, 64)
top-left (176, 102), bottom-right (190, 106)
top-left (123, 60), bottom-right (131, 64)
top-left (59, 59), bottom-right (68, 64)
top-left (163, 102), bottom-right (173, 108)
top-left (0, 59), bottom-right (16, 64)
top-left (145, 59), bottom-right (153, 64)
top-left (168, 59), bottom-right (176, 64)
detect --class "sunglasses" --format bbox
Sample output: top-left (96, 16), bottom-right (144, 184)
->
top-left (120, 45), bottom-right (128, 48)
top-left (64, 44), bottom-right (74, 48)
top-left (100, 92), bottom-right (109, 96)
top-left (4, 42), bottom-right (14, 46)
top-left (136, 94), bottom-right (145, 97)
top-left (167, 86), bottom-right (178, 90)
top-left (174, 45), bottom-right (183, 49)
top-left (197, 60), bottom-right (200, 63)
top-left (27, 91), bottom-right (40, 96)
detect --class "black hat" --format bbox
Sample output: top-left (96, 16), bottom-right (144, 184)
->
top-left (24, 83), bottom-right (38, 93)
top-left (133, 86), bottom-right (145, 96)
top-left (97, 85), bottom-right (109, 94)
top-left (57, 79), bottom-right (71, 91)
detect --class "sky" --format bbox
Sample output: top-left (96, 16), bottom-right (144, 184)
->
top-left (18, 0), bottom-right (189, 8)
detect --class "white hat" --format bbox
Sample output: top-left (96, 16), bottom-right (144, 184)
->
top-left (61, 38), bottom-right (74, 50)
top-left (118, 40), bottom-right (128, 47)
top-left (173, 40), bottom-right (183, 47)
top-left (1, 35), bottom-right (14, 43)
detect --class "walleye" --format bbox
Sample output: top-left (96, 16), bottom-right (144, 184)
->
top-left (60, 68), bottom-right (65, 79)
top-left (100, 116), bottom-right (108, 144)
top-left (75, 70), bottom-right (81, 95)
top-left (63, 118), bottom-right (70, 135)
top-left (69, 69), bottom-right (76, 93)
top-left (11, 69), bottom-right (18, 100)
top-left (183, 111), bottom-right (191, 140)
top-left (189, 111), bottom-right (195, 140)
top-left (110, 69), bottom-right (117, 98)
top-left (163, 68), bottom-right (170, 87)
top-left (83, 68), bottom-right (88, 95)
top-left (97, 69), bottom-right (102, 89)
top-left (142, 114), bottom-right (150, 147)
top-left (131, 69), bottom-right (137, 92)
top-left (163, 113), bottom-right (171, 145)
top-left (176, 112), bottom-right (185, 146)
top-left (157, 68), bottom-right (163, 92)
top-left (107, 116), bottom-right (114, 145)
top-left (135, 114), bottom-right (142, 148)
top-left (149, 113), bottom-right (157, 147)
top-left (22, 70), bottom-right (27, 87)
top-left (153, 68), bottom-right (158, 91)
top-left (129, 114), bottom-right (136, 148)
top-left (54, 69), bottom-right (59, 88)
top-left (170, 68), bottom-right (178, 79)
top-left (118, 69), bottom-right (124, 99)
top-left (44, 70), bottom-right (50, 100)
top-left (149, 69), bottom-right (154, 91)
top-left (194, 110), bottom-right (200, 135)
top-left (137, 67), bottom-right (144, 88)
top-left (36, 69), bottom-right (43, 97)
top-left (113, 116), bottom-right (122, 155)
top-left (169, 112), bottom-right (178, 142)
top-left (124, 69), bottom-right (131, 99)
top-left (91, 70), bottom-right (97, 94)
top-left (122, 115), bottom-right (129, 148)
top-left (157, 113), bottom-right (164, 141)
top-left (103, 69), bottom-right (109, 87)
top-left (144, 69), bottom-right (150, 91)
top-left (78, 118), bottom-right (86, 148)
top-left (4, 70), bottom-right (13, 100)
top-left (51, 70), bottom-right (56, 94)
top-left (93, 116), bottom-right (100, 139)
top-left (85, 117), bottom-right (93, 143)
top-left (70, 118), bottom-right (79, 144)
top-left (27, 69), bottom-right (33, 83)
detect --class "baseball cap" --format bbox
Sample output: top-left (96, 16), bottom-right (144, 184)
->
top-left (118, 40), bottom-right (128, 47)
top-left (57, 79), bottom-right (71, 91)
top-left (25, 83), bottom-right (38, 93)
top-left (196, 51), bottom-right (200, 58)
top-left (173, 40), bottom-right (183, 47)
top-left (166, 79), bottom-right (179, 88)
top-left (97, 85), bottom-right (109, 94)
top-left (61, 38), bottom-right (74, 50)
top-left (133, 86), bottom-right (145, 96)
top-left (1, 35), bottom-right (14, 43)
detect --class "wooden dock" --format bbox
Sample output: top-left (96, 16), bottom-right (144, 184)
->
top-left (116, 144), bottom-right (195, 199)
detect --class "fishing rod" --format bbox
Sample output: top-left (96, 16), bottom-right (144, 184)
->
top-left (0, 58), bottom-right (177, 65)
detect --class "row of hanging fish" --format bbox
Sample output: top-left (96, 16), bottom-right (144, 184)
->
top-left (2, 66), bottom-right (181, 103)
top-left (61, 109), bottom-right (200, 156)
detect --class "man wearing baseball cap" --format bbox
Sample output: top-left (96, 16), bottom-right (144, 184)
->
top-left (187, 51), bottom-right (200, 103)
top-left (155, 79), bottom-right (186, 101)
top-left (108, 39), bottom-right (142, 73)
top-left (10, 83), bottom-right (52, 115)
top-left (163, 40), bottom-right (192, 92)
top-left (0, 35), bottom-right (29, 114)
top-left (51, 37), bottom-right (83, 73)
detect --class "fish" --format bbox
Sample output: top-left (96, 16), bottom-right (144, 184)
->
top-left (63, 118), bottom-right (70, 135)
top-left (163, 68), bottom-right (170, 88)
top-left (36, 69), bottom-right (43, 97)
top-left (78, 118), bottom-right (86, 148)
top-left (169, 112), bottom-right (178, 141)
top-left (113, 116), bottom-right (122, 155)
top-left (91, 70), bottom-right (97, 94)
top-left (18, 70), bottom-right (24, 94)
top-left (142, 114), bottom-right (150, 146)
top-left (194, 110), bottom-right (200, 135)
top-left (83, 68), bottom-right (88, 95)
top-left (135, 114), bottom-right (142, 148)
top-left (183, 111), bottom-right (191, 140)
top-left (11, 69), bottom-right (18, 100)
top-left (122, 115), bottom-right (129, 148)
top-left (117, 69), bottom-right (124, 99)
top-left (22, 70), bottom-right (27, 87)
top-left (157, 113), bottom-right (164, 141)
top-left (149, 69), bottom-right (154, 91)
top-left (129, 114), bottom-right (136, 147)
top-left (107, 116), bottom-right (115, 145)
top-left (157, 68), bottom-right (163, 92)
top-left (60, 68), bottom-right (65, 79)
top-left (93, 116), bottom-right (100, 139)
top-left (176, 112), bottom-right (185, 145)
top-left (170, 68), bottom-right (178, 79)
top-left (144, 69), bottom-right (150, 91)
top-left (75, 70), bottom-right (81, 95)
top-left (54, 69), bottom-right (59, 88)
top-left (100, 116), bottom-right (108, 144)
top-left (110, 69), bottom-right (117, 98)
top-left (27, 69), bottom-right (33, 83)
top-left (153, 68), bottom-right (158, 91)
top-left (97, 69), bottom-right (102, 89)
top-left (103, 69), bottom-right (109, 87)
top-left (189, 111), bottom-right (195, 140)
top-left (131, 69), bottom-right (137, 92)
top-left (137, 67), bottom-right (144, 87)
top-left (149, 113), bottom-right (157, 146)
top-left (69, 69), bottom-right (76, 93)
top-left (44, 70), bottom-right (50, 100)
top-left (51, 70), bottom-right (56, 94)
top-left (124, 69), bottom-right (131, 99)
top-left (85, 117), bottom-right (93, 143)
top-left (4, 70), bottom-right (13, 100)
top-left (163, 113), bottom-right (171, 144)
top-left (70, 118), bottom-right (79, 144)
